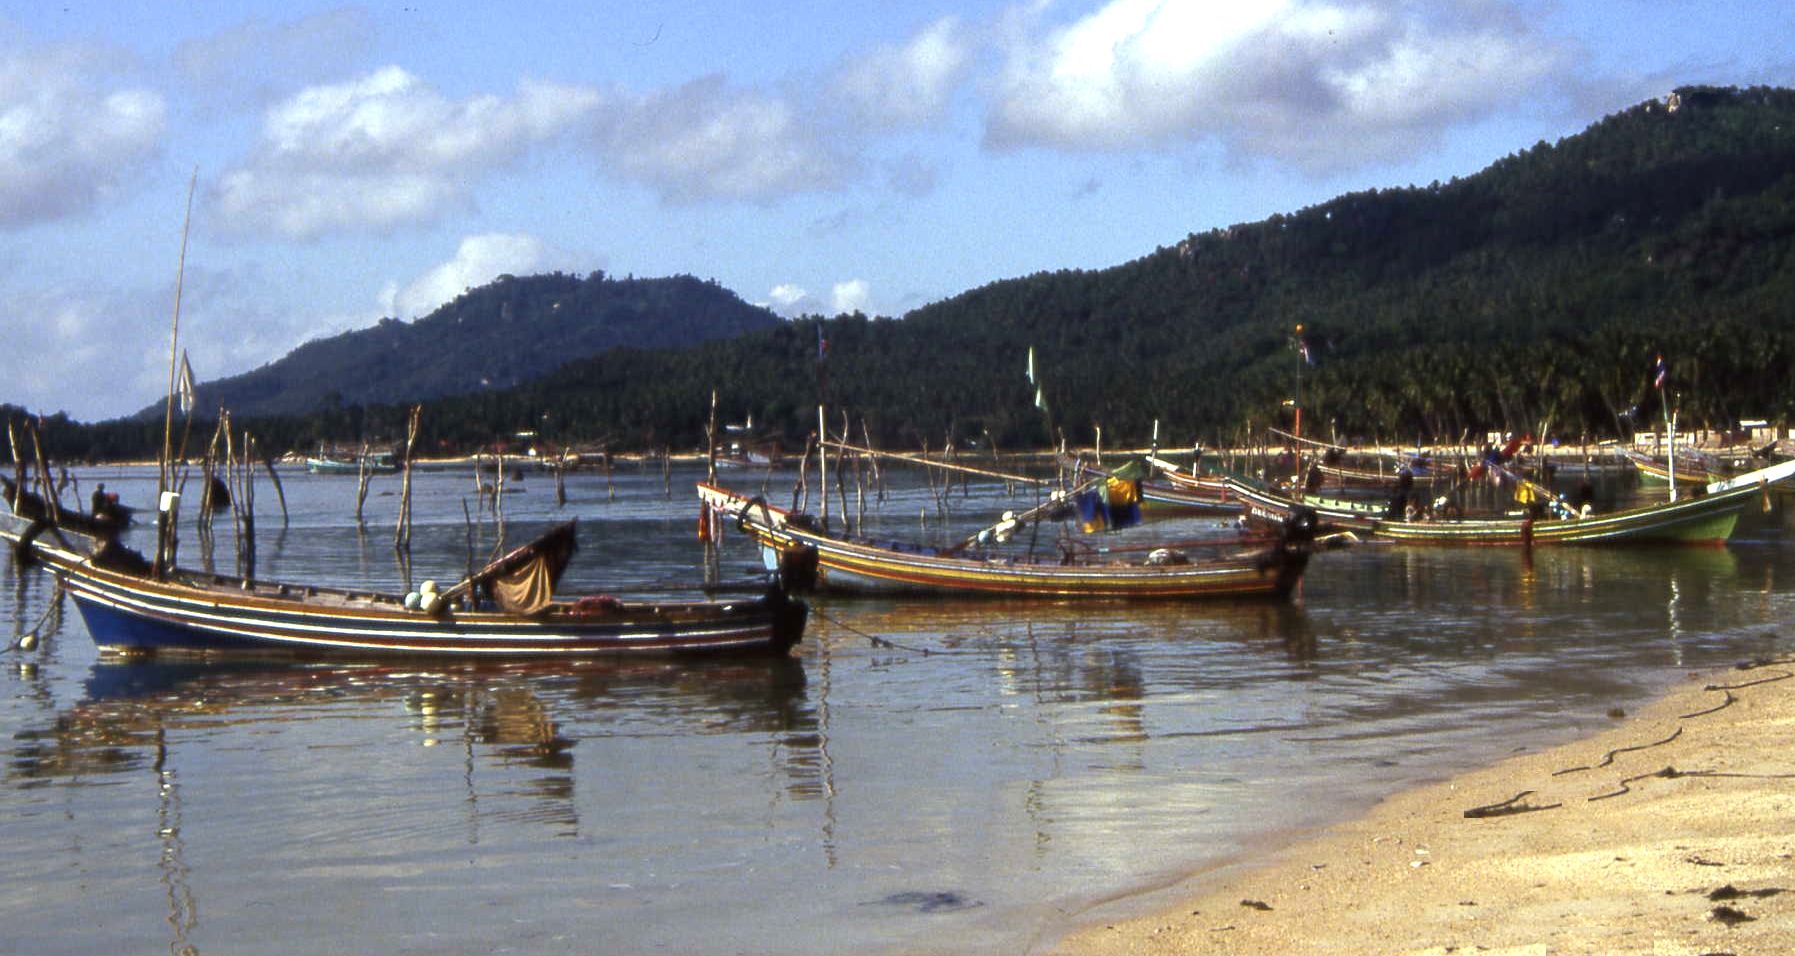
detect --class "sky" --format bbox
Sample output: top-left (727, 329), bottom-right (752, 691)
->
top-left (1, 1), bottom-right (1789, 422)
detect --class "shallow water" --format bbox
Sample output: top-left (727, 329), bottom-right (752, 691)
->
top-left (3, 462), bottom-right (1793, 955)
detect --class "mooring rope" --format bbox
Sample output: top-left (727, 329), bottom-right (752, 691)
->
top-left (5, 580), bottom-right (62, 653)
top-left (807, 604), bottom-right (1006, 657)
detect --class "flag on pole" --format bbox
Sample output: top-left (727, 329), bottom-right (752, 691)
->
top-left (176, 350), bottom-right (196, 416)
top-left (1652, 355), bottom-right (1667, 389)
top-left (1026, 346), bottom-right (1036, 385)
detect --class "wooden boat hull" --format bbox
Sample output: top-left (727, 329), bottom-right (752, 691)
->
top-left (700, 482), bottom-right (1311, 600)
top-left (1224, 458), bottom-right (1795, 546)
top-left (1139, 468), bottom-right (1239, 513)
top-left (1623, 449), bottom-right (1713, 486)
top-left (2, 514), bottom-right (805, 659)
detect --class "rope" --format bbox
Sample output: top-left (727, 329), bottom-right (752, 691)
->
top-left (1551, 727), bottom-right (1682, 775)
top-left (1464, 656), bottom-right (1795, 816)
top-left (1589, 766), bottom-right (1795, 803)
top-left (1463, 790), bottom-right (1562, 818)
top-left (808, 604), bottom-right (992, 656)
top-left (5, 580), bottom-right (61, 653)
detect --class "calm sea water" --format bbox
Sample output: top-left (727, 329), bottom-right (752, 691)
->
top-left (4, 460), bottom-right (1793, 956)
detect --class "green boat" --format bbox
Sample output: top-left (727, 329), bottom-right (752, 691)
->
top-left (1226, 457), bottom-right (1795, 546)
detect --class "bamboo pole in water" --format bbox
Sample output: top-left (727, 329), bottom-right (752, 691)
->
top-left (355, 440), bottom-right (374, 525)
top-left (817, 406), bottom-right (829, 529)
top-left (260, 451), bottom-right (288, 528)
top-left (394, 405), bottom-right (421, 554)
top-left (154, 171), bottom-right (197, 578)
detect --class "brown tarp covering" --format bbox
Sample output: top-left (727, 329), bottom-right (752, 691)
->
top-left (492, 550), bottom-right (560, 615)
top-left (444, 521), bottom-right (579, 615)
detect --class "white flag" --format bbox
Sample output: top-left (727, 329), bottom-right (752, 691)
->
top-left (176, 350), bottom-right (196, 416)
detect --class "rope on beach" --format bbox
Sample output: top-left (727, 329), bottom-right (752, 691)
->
top-left (1680, 688), bottom-right (1738, 719)
top-left (1463, 790), bottom-right (1561, 818)
top-left (1551, 726), bottom-right (1683, 776)
top-left (1468, 659), bottom-right (1795, 816)
top-left (1678, 666), bottom-right (1789, 719)
top-left (1705, 667), bottom-right (1793, 690)
top-left (1589, 765), bottom-right (1795, 802)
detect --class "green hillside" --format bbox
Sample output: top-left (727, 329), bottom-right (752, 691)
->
top-left (169, 271), bottom-right (785, 419)
top-left (480, 84), bottom-right (1795, 453)
top-left (22, 84), bottom-right (1795, 460)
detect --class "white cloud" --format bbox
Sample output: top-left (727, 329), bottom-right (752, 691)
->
top-left (830, 17), bottom-right (975, 127)
top-left (593, 75), bottom-right (851, 203)
top-left (212, 68), bottom-right (602, 237)
top-left (0, 39), bottom-right (166, 226)
top-left (767, 284), bottom-right (810, 315)
top-left (763, 279), bottom-right (880, 318)
top-left (987, 0), bottom-right (1570, 169)
top-left (172, 9), bottom-right (376, 111)
top-left (0, 282), bottom-right (170, 420)
top-left (830, 279), bottom-right (874, 315)
top-left (394, 233), bottom-right (579, 319)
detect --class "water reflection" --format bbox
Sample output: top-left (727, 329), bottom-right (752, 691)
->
top-left (9, 464), bottom-right (1795, 956)
top-left (14, 655), bottom-right (812, 783)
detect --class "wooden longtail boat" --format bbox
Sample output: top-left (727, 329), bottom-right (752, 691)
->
top-left (698, 481), bottom-right (1316, 600)
top-left (1097, 457), bottom-right (1239, 513)
top-left (3, 475), bottom-right (134, 533)
top-left (1223, 457), bottom-right (1795, 546)
top-left (1622, 448), bottom-right (1729, 487)
top-left (1, 512), bottom-right (806, 659)
top-left (1138, 470), bottom-right (1235, 512)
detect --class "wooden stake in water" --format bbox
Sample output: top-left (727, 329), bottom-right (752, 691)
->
top-left (395, 405), bottom-right (421, 554)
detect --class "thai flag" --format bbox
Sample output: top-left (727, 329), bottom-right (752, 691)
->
top-left (1652, 356), bottom-right (1666, 389)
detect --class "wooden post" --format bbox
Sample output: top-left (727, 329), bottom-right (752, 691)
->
top-left (262, 453), bottom-right (288, 529)
top-left (236, 431), bottom-right (257, 581)
top-left (817, 405), bottom-right (828, 529)
top-left (355, 440), bottom-right (373, 525)
top-left (707, 390), bottom-right (719, 485)
top-left (395, 405), bottom-right (421, 553)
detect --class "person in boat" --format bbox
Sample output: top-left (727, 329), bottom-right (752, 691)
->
top-left (1386, 468), bottom-right (1417, 518)
top-left (90, 482), bottom-right (123, 523)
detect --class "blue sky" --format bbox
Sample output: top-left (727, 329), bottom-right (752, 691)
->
top-left (2, 1), bottom-right (1789, 422)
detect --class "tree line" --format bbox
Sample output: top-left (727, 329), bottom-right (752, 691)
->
top-left (14, 85), bottom-right (1795, 462)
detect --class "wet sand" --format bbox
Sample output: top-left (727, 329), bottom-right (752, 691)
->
top-left (1052, 658), bottom-right (1795, 956)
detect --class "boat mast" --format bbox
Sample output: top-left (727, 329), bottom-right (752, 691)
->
top-left (153, 170), bottom-right (198, 577)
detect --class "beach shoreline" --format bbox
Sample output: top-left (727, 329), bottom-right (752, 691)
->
top-left (1048, 658), bottom-right (1795, 956)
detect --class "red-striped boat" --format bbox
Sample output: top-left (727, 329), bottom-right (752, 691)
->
top-left (2, 514), bottom-right (805, 659)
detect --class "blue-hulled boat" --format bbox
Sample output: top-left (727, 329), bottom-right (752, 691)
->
top-left (1, 512), bottom-right (805, 659)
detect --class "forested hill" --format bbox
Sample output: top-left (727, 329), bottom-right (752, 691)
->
top-left (166, 272), bottom-right (784, 418)
top-left (479, 85), bottom-right (1795, 453)
top-left (33, 84), bottom-right (1795, 461)
top-left (867, 83), bottom-right (1795, 448)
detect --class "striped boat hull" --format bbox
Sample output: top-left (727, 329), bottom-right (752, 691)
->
top-left (4, 515), bottom-right (804, 659)
top-left (1223, 457), bottom-right (1795, 546)
top-left (699, 482), bottom-right (1310, 600)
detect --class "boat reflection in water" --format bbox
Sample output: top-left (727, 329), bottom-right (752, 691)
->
top-left (7, 654), bottom-right (814, 956)
top-left (7, 461), bottom-right (1795, 956)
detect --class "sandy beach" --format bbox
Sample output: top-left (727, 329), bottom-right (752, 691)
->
top-left (1052, 657), bottom-right (1795, 956)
